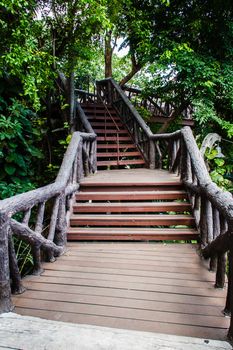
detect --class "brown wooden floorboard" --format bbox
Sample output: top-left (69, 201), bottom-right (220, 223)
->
top-left (13, 242), bottom-right (229, 340)
top-left (80, 169), bottom-right (181, 185)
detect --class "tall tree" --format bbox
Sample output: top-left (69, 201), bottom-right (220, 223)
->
top-left (121, 0), bottom-right (233, 134)
top-left (38, 0), bottom-right (108, 127)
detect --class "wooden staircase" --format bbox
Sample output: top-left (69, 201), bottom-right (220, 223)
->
top-left (67, 172), bottom-right (198, 241)
top-left (81, 103), bottom-right (146, 168)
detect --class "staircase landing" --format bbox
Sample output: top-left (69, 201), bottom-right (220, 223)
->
top-left (80, 168), bottom-right (180, 185)
top-left (13, 242), bottom-right (229, 340)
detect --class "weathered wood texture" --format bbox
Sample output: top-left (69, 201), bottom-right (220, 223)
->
top-left (81, 103), bottom-right (146, 169)
top-left (1, 77), bottom-right (233, 340)
top-left (95, 78), bottom-right (233, 337)
top-left (13, 242), bottom-right (229, 340)
top-left (0, 125), bottom-right (96, 312)
top-left (122, 85), bottom-right (193, 124)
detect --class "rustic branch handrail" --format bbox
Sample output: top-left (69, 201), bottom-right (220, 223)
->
top-left (0, 127), bottom-right (97, 313)
top-left (0, 132), bottom-right (95, 215)
top-left (76, 103), bottom-right (96, 135)
top-left (97, 78), bottom-right (183, 168)
top-left (181, 127), bottom-right (233, 220)
top-left (71, 79), bottom-right (233, 338)
top-left (122, 84), bottom-right (193, 121)
top-left (97, 78), bottom-right (154, 138)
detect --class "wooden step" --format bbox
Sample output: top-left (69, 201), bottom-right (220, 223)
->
top-left (76, 190), bottom-right (188, 201)
top-left (91, 122), bottom-right (123, 127)
top-left (83, 107), bottom-right (118, 114)
top-left (83, 106), bottom-right (117, 116)
top-left (88, 116), bottom-right (121, 121)
top-left (81, 104), bottom-right (110, 108)
top-left (97, 159), bottom-right (145, 166)
top-left (97, 144), bottom-right (136, 149)
top-left (70, 214), bottom-right (195, 226)
top-left (97, 136), bottom-right (132, 141)
top-left (97, 152), bottom-right (141, 158)
top-left (82, 106), bottom-right (117, 112)
top-left (95, 129), bottom-right (128, 134)
top-left (73, 202), bottom-right (192, 213)
top-left (67, 227), bottom-right (198, 241)
top-left (80, 185), bottom-right (183, 192)
top-left (80, 181), bottom-right (182, 188)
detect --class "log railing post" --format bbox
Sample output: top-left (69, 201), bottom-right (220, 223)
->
top-left (0, 212), bottom-right (13, 312)
top-left (8, 234), bottom-right (25, 294)
top-left (224, 221), bottom-right (233, 339)
top-left (54, 195), bottom-right (67, 248)
top-left (149, 139), bottom-right (156, 169)
top-left (214, 216), bottom-right (228, 288)
top-left (199, 196), bottom-right (208, 247)
top-left (180, 137), bottom-right (188, 181)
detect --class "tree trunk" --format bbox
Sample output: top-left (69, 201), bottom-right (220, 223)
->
top-left (68, 70), bottom-right (75, 132)
top-left (119, 65), bottom-right (141, 87)
top-left (105, 32), bottom-right (113, 78)
top-left (119, 53), bottom-right (142, 86)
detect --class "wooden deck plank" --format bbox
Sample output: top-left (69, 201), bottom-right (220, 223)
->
top-left (19, 275), bottom-right (225, 298)
top-left (42, 263), bottom-right (216, 282)
top-left (80, 169), bottom-right (181, 185)
top-left (20, 281), bottom-right (225, 307)
top-left (14, 242), bottom-right (229, 340)
top-left (40, 270), bottom-right (216, 289)
top-left (13, 297), bottom-right (229, 329)
top-left (13, 290), bottom-right (224, 316)
top-left (14, 307), bottom-right (227, 340)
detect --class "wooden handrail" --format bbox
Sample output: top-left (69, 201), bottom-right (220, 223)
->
top-left (0, 133), bottom-right (95, 215)
top-left (0, 118), bottom-right (97, 313)
top-left (95, 78), bottom-right (233, 338)
top-left (98, 78), bottom-right (154, 138)
top-left (2, 78), bottom-right (233, 338)
top-left (122, 84), bottom-right (193, 120)
top-left (76, 103), bottom-right (96, 135)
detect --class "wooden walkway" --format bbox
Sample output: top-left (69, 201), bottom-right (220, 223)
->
top-left (80, 168), bottom-right (181, 186)
top-left (13, 242), bottom-right (229, 340)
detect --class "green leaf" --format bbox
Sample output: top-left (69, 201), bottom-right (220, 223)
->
top-left (214, 158), bottom-right (225, 167)
top-left (4, 164), bottom-right (16, 175)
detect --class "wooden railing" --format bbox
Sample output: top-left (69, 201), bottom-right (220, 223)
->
top-left (0, 103), bottom-right (96, 313)
top-left (76, 89), bottom-right (98, 104)
top-left (97, 79), bottom-right (155, 168)
top-left (97, 77), bottom-right (233, 339)
top-left (122, 85), bottom-right (194, 125)
top-left (1, 78), bottom-right (233, 338)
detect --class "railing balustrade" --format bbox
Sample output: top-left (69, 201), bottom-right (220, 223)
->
top-left (0, 102), bottom-right (96, 313)
top-left (96, 77), bottom-right (233, 339)
top-left (1, 78), bottom-right (233, 339)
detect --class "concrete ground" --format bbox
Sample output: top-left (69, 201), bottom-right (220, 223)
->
top-left (0, 313), bottom-right (232, 350)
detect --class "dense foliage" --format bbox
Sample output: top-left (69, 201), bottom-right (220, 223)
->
top-left (0, 0), bottom-right (233, 201)
top-left (1, 0), bottom-right (232, 275)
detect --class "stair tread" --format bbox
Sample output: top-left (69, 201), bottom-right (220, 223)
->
top-left (94, 129), bottom-right (128, 134)
top-left (73, 202), bottom-right (190, 207)
top-left (68, 227), bottom-right (197, 233)
top-left (97, 152), bottom-right (141, 157)
top-left (97, 144), bottom-right (136, 149)
top-left (71, 214), bottom-right (194, 219)
top-left (89, 117), bottom-right (121, 121)
top-left (77, 190), bottom-right (187, 195)
top-left (97, 159), bottom-right (145, 166)
top-left (73, 202), bottom-right (191, 213)
top-left (91, 122), bottom-right (123, 126)
top-left (80, 181), bottom-right (182, 187)
top-left (97, 136), bottom-right (132, 140)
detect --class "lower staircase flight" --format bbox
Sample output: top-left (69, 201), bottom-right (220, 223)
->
top-left (68, 100), bottom-right (198, 241)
